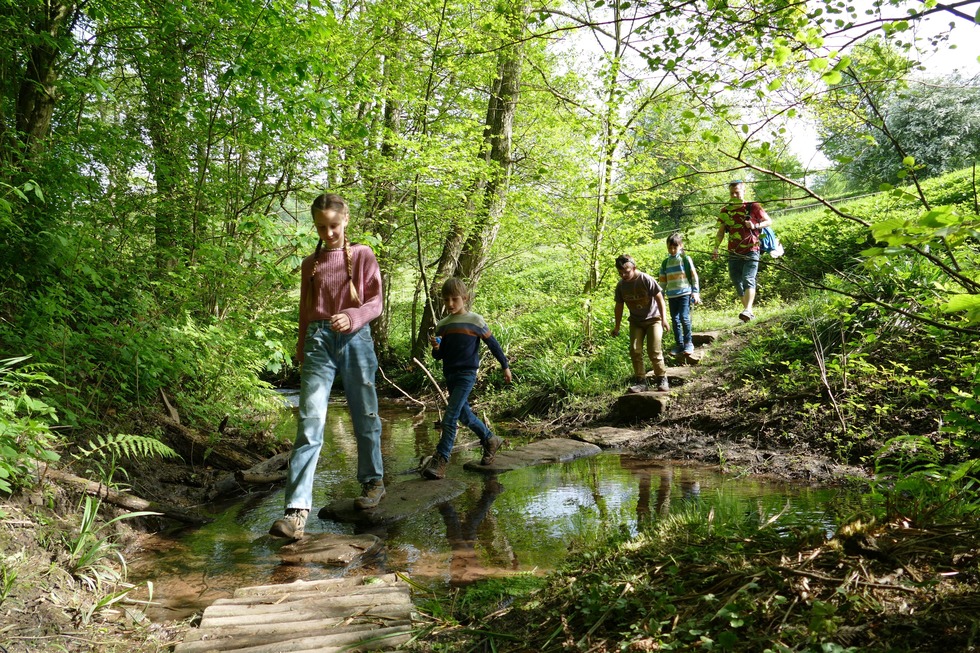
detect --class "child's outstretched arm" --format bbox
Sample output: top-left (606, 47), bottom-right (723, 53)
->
top-left (656, 291), bottom-right (670, 332)
top-left (484, 334), bottom-right (511, 384)
top-left (611, 301), bottom-right (624, 336)
top-left (689, 258), bottom-right (701, 304)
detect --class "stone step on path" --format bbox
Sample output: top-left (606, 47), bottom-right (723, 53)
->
top-left (612, 331), bottom-right (719, 420)
top-left (174, 573), bottom-right (414, 653)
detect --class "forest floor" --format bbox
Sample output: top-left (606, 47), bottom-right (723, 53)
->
top-left (0, 317), bottom-right (961, 652)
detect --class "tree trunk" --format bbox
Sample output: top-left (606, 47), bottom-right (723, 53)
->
top-left (2, 2), bottom-right (80, 169)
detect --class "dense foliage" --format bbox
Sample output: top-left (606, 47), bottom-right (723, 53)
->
top-left (0, 0), bottom-right (978, 648)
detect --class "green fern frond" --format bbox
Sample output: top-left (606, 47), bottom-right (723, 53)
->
top-left (76, 433), bottom-right (180, 463)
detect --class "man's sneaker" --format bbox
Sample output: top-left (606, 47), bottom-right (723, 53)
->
top-left (669, 345), bottom-right (681, 356)
top-left (627, 382), bottom-right (649, 394)
top-left (738, 310), bottom-right (754, 323)
top-left (421, 454), bottom-right (448, 480)
top-left (655, 376), bottom-right (670, 392)
top-left (353, 480), bottom-right (386, 510)
top-left (683, 344), bottom-right (695, 356)
top-left (269, 508), bottom-right (309, 540)
top-left (480, 435), bottom-right (504, 466)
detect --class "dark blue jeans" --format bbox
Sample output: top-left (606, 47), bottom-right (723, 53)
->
top-left (668, 294), bottom-right (693, 350)
top-left (436, 368), bottom-right (492, 460)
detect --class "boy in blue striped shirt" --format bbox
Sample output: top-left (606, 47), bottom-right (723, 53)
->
top-left (423, 278), bottom-right (512, 480)
top-left (658, 233), bottom-right (701, 357)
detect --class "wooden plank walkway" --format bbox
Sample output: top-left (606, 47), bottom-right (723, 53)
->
top-left (174, 573), bottom-right (414, 653)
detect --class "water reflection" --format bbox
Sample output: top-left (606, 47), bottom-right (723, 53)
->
top-left (128, 401), bottom-right (855, 621)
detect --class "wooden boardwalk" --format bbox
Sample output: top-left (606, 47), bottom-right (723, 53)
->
top-left (174, 573), bottom-right (414, 653)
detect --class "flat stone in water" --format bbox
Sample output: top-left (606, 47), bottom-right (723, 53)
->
top-left (571, 426), bottom-right (644, 448)
top-left (277, 532), bottom-right (383, 565)
top-left (464, 437), bottom-right (602, 474)
top-left (317, 477), bottom-right (467, 525)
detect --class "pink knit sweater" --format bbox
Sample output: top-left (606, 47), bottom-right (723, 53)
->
top-left (297, 244), bottom-right (383, 357)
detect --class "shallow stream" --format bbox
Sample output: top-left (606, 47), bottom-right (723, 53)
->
top-left (129, 396), bottom-right (857, 621)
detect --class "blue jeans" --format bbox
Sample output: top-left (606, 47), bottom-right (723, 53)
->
top-left (435, 368), bottom-right (492, 461)
top-left (668, 294), bottom-right (693, 350)
top-left (727, 251), bottom-right (760, 298)
top-left (285, 321), bottom-right (383, 511)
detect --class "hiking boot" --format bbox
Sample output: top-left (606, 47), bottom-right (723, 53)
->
top-left (421, 454), bottom-right (448, 480)
top-left (655, 376), bottom-right (669, 392)
top-left (738, 310), bottom-right (754, 323)
top-left (269, 508), bottom-right (309, 540)
top-left (683, 344), bottom-right (695, 356)
top-left (669, 345), bottom-right (681, 356)
top-left (480, 435), bottom-right (504, 466)
top-left (627, 380), bottom-right (649, 394)
top-left (353, 480), bottom-right (386, 510)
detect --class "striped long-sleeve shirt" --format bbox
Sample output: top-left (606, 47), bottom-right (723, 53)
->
top-left (433, 311), bottom-right (509, 375)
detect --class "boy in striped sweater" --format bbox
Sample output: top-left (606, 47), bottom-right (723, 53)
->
top-left (658, 233), bottom-right (701, 357)
top-left (423, 278), bottom-right (512, 480)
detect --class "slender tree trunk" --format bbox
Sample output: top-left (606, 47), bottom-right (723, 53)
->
top-left (2, 2), bottom-right (79, 169)
top-left (142, 33), bottom-right (193, 271)
top-left (456, 44), bottom-right (522, 288)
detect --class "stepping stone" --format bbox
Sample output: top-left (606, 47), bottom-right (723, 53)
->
top-left (570, 426), bottom-right (644, 448)
top-left (317, 477), bottom-right (466, 526)
top-left (613, 391), bottom-right (669, 420)
top-left (692, 331), bottom-right (719, 346)
top-left (463, 437), bottom-right (601, 474)
top-left (276, 532), bottom-right (384, 565)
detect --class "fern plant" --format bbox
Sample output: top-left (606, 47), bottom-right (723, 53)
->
top-left (0, 356), bottom-right (61, 493)
top-left (73, 433), bottom-right (180, 488)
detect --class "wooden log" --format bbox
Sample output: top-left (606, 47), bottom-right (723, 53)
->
top-left (153, 413), bottom-right (263, 471)
top-left (232, 574), bottom-right (401, 597)
top-left (182, 609), bottom-right (411, 642)
top-left (208, 450), bottom-right (292, 499)
top-left (178, 619), bottom-right (412, 652)
top-left (176, 623), bottom-right (412, 653)
top-left (42, 468), bottom-right (211, 525)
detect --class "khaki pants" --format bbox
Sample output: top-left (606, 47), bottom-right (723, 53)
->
top-left (628, 321), bottom-right (667, 380)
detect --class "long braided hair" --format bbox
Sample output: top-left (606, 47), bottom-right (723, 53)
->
top-left (309, 193), bottom-right (362, 312)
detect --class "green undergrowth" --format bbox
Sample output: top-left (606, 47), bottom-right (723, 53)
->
top-left (414, 485), bottom-right (980, 653)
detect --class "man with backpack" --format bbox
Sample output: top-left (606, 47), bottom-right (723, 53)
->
top-left (712, 180), bottom-right (772, 323)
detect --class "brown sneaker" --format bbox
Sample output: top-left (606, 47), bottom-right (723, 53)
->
top-left (353, 480), bottom-right (386, 510)
top-left (269, 508), bottom-right (309, 539)
top-left (480, 435), bottom-right (504, 465)
top-left (421, 454), bottom-right (448, 480)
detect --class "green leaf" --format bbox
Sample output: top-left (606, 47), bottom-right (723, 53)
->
top-left (903, 156), bottom-right (915, 166)
top-left (822, 70), bottom-right (843, 84)
top-left (808, 57), bottom-right (829, 72)
top-left (942, 295), bottom-right (980, 314)
top-left (767, 78), bottom-right (783, 91)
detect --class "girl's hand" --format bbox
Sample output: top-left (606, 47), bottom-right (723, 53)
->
top-left (662, 319), bottom-right (670, 332)
top-left (692, 292), bottom-right (701, 305)
top-left (428, 335), bottom-right (441, 348)
top-left (503, 368), bottom-right (513, 384)
top-left (329, 313), bottom-right (352, 332)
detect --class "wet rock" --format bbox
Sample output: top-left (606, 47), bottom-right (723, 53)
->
top-left (464, 438), bottom-right (602, 474)
top-left (570, 426), bottom-right (643, 448)
top-left (277, 533), bottom-right (384, 565)
top-left (317, 477), bottom-right (467, 526)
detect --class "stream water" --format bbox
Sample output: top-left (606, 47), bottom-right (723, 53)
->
top-left (129, 396), bottom-right (858, 622)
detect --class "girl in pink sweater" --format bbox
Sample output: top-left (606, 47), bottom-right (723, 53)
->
top-left (270, 193), bottom-right (385, 540)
